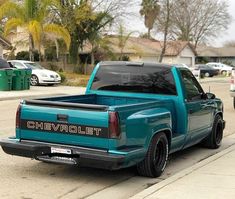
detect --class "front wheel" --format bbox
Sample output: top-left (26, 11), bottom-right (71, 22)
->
top-left (202, 114), bottom-right (223, 149)
top-left (221, 70), bottom-right (227, 76)
top-left (30, 75), bottom-right (39, 86)
top-left (205, 72), bottom-right (210, 77)
top-left (137, 132), bottom-right (168, 177)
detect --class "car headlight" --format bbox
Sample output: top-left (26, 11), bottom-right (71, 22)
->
top-left (40, 73), bottom-right (48, 77)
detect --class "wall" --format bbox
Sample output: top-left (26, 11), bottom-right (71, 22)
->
top-left (41, 61), bottom-right (95, 74)
top-left (129, 54), bottom-right (159, 62)
top-left (162, 56), bottom-right (178, 64)
top-left (178, 45), bottom-right (195, 67)
top-left (0, 46), bottom-right (3, 58)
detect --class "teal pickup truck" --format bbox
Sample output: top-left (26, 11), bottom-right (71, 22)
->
top-left (0, 61), bottom-right (225, 177)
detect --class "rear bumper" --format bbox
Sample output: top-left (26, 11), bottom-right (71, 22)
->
top-left (38, 77), bottom-right (61, 85)
top-left (0, 139), bottom-right (126, 170)
top-left (40, 80), bottom-right (61, 85)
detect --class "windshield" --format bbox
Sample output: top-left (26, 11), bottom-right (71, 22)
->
top-left (91, 64), bottom-right (177, 95)
top-left (24, 62), bottom-right (44, 69)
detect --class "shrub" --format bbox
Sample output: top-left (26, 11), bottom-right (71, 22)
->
top-left (59, 72), bottom-right (66, 83)
top-left (16, 51), bottom-right (40, 61)
top-left (16, 51), bottom-right (29, 60)
top-left (48, 63), bottom-right (59, 71)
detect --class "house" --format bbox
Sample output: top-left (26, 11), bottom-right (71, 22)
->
top-left (0, 35), bottom-right (12, 58)
top-left (196, 46), bottom-right (235, 66)
top-left (82, 36), bottom-right (196, 67)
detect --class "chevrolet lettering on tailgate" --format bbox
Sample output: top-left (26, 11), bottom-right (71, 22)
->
top-left (20, 119), bottom-right (108, 138)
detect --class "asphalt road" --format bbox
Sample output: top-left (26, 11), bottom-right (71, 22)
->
top-left (0, 80), bottom-right (234, 199)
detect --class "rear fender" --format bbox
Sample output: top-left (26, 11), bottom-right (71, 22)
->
top-left (126, 108), bottom-right (172, 149)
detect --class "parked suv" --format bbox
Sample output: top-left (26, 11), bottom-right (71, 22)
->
top-left (193, 64), bottom-right (219, 77)
top-left (206, 62), bottom-right (233, 75)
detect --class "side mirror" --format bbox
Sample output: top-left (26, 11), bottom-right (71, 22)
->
top-left (206, 93), bottom-right (216, 99)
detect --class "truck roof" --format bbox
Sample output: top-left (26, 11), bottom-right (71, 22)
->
top-left (99, 61), bottom-right (173, 68)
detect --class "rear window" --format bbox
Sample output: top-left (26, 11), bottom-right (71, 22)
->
top-left (0, 58), bottom-right (10, 69)
top-left (91, 65), bottom-right (177, 95)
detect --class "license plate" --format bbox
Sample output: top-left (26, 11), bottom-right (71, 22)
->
top-left (51, 147), bottom-right (72, 154)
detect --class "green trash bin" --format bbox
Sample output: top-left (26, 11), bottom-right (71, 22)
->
top-left (12, 69), bottom-right (26, 90)
top-left (0, 69), bottom-right (13, 91)
top-left (24, 69), bottom-right (32, 90)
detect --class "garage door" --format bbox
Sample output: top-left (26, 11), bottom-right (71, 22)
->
top-left (179, 57), bottom-right (192, 67)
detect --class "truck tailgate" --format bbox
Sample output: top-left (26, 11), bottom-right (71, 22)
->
top-left (19, 103), bottom-right (110, 149)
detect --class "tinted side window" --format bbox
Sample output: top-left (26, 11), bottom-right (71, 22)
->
top-left (91, 65), bottom-right (177, 95)
top-left (180, 69), bottom-right (204, 101)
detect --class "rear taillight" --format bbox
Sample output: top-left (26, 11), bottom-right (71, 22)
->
top-left (16, 104), bottom-right (22, 128)
top-left (109, 112), bottom-right (121, 139)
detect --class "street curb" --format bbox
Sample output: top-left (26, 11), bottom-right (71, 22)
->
top-left (0, 93), bottom-right (65, 101)
top-left (130, 144), bottom-right (235, 199)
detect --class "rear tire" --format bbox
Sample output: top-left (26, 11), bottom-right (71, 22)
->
top-left (202, 114), bottom-right (223, 149)
top-left (137, 132), bottom-right (168, 178)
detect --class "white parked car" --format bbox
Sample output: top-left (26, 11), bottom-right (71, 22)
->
top-left (206, 62), bottom-right (233, 75)
top-left (8, 60), bottom-right (61, 86)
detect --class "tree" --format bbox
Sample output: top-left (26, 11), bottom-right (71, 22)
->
top-left (171, 0), bottom-right (231, 48)
top-left (224, 41), bottom-right (235, 48)
top-left (87, 13), bottom-right (113, 65)
top-left (49, 0), bottom-right (134, 66)
top-left (155, 0), bottom-right (173, 62)
top-left (0, 0), bottom-right (71, 61)
top-left (117, 24), bottom-right (136, 60)
top-left (140, 0), bottom-right (160, 39)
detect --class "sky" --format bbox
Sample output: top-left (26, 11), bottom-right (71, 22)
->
top-left (124, 0), bottom-right (235, 47)
top-left (217, 0), bottom-right (235, 46)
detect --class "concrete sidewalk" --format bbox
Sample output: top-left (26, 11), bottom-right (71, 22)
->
top-left (0, 86), bottom-right (86, 101)
top-left (131, 134), bottom-right (235, 199)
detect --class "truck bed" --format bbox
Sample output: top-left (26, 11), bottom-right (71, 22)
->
top-left (19, 94), bottom-right (166, 150)
top-left (25, 94), bottom-right (156, 110)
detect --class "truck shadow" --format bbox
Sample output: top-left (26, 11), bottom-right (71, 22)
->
top-left (29, 144), bottom-right (221, 181)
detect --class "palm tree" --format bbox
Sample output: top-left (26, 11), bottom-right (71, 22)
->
top-left (118, 24), bottom-right (136, 60)
top-left (49, 0), bottom-right (114, 68)
top-left (0, 0), bottom-right (71, 61)
top-left (140, 0), bottom-right (160, 39)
